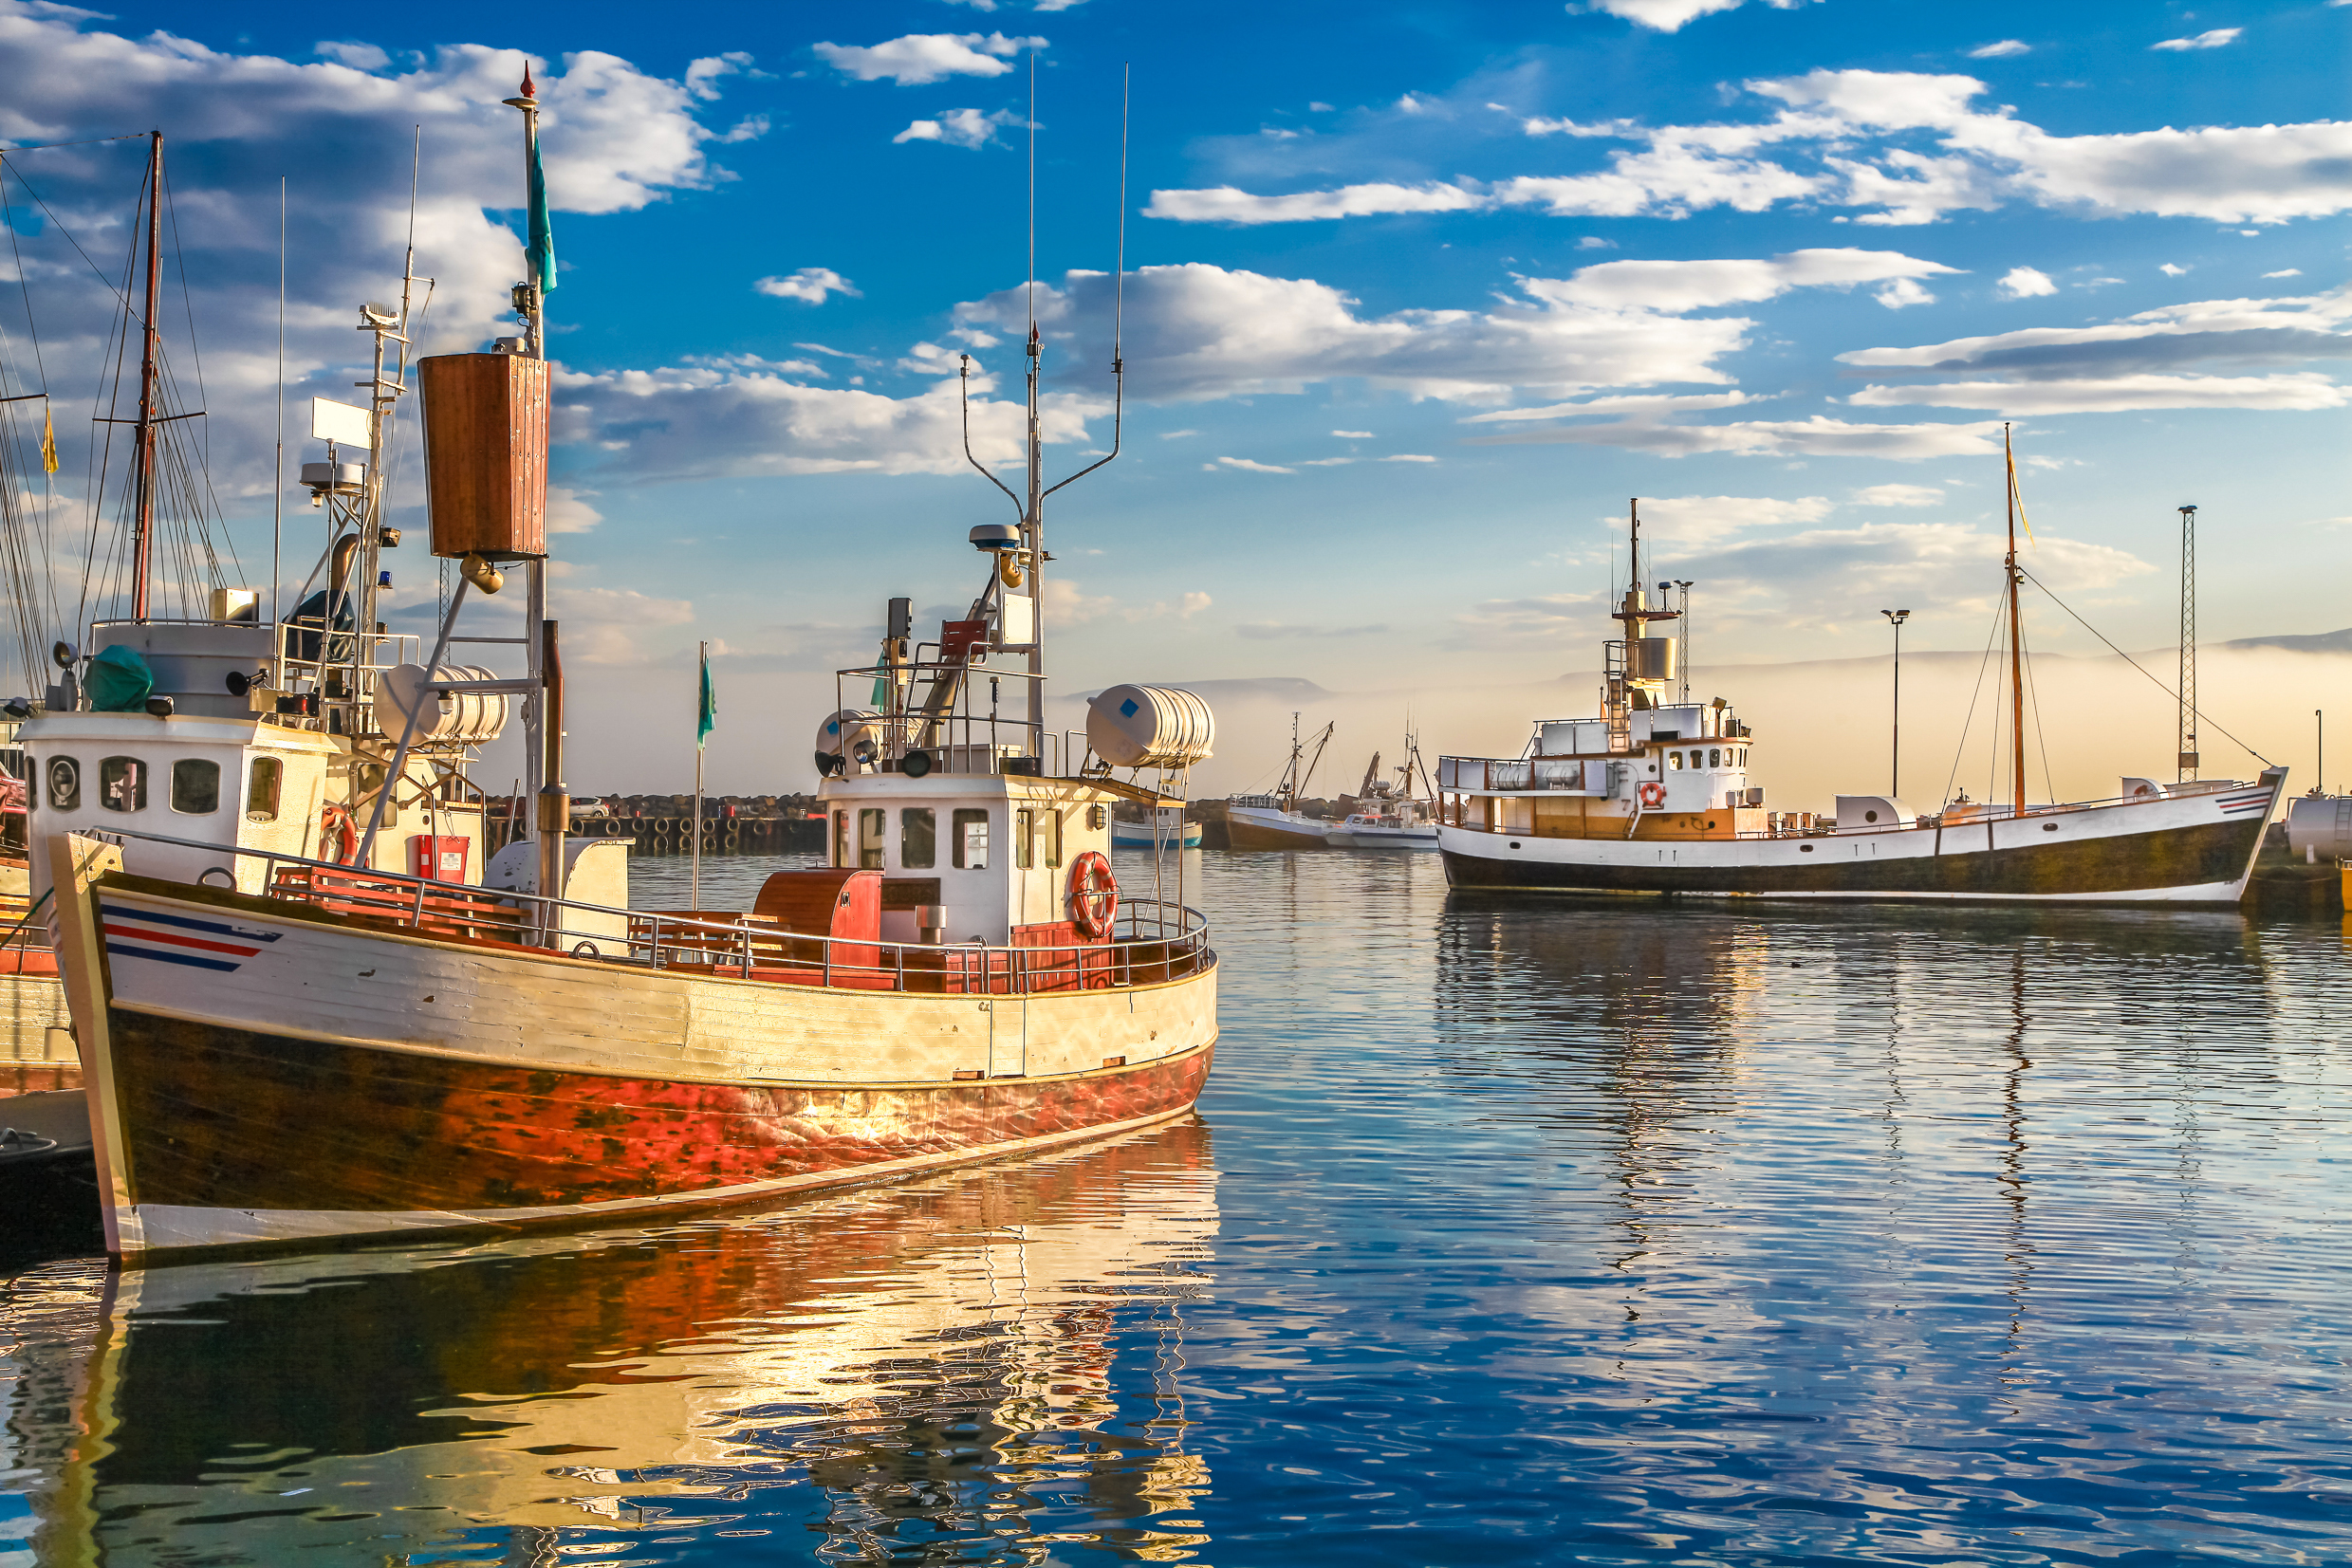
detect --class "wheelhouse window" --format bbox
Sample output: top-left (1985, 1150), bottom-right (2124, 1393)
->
top-left (1668, 751), bottom-right (1683, 770)
top-left (1014, 808), bottom-right (1036, 870)
top-left (832, 809), bottom-right (849, 868)
top-left (901, 806), bottom-right (936, 869)
top-left (1041, 809), bottom-right (1063, 869)
top-left (170, 758), bottom-right (220, 815)
top-left (246, 756), bottom-right (282, 822)
top-left (99, 756), bottom-right (145, 812)
top-left (46, 756), bottom-right (78, 811)
top-left (953, 808), bottom-right (989, 869)
top-left (858, 808), bottom-right (886, 870)
top-left (1709, 748), bottom-right (1721, 768)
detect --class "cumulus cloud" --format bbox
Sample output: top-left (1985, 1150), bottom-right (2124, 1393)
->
top-left (553, 359), bottom-right (1103, 483)
top-left (2265, 269), bottom-right (2304, 279)
top-left (1147, 67), bottom-right (2352, 230)
top-left (1851, 483), bottom-right (1943, 507)
top-left (1331, 429), bottom-right (1375, 438)
top-left (1528, 248), bottom-right (1958, 311)
top-left (1468, 415), bottom-right (2010, 459)
top-left (1212, 455), bottom-right (1295, 473)
top-left (954, 263), bottom-right (1762, 402)
top-left (1997, 267), bottom-right (2058, 299)
top-left (2151, 28), bottom-right (2241, 52)
top-left (1967, 40), bottom-right (2030, 59)
top-left (1614, 493), bottom-right (1834, 550)
top-left (753, 267), bottom-right (861, 304)
top-left (1381, 453), bottom-right (1437, 462)
top-left (1848, 372), bottom-right (2352, 414)
top-left (554, 584), bottom-right (698, 663)
top-left (811, 32), bottom-right (1042, 84)
top-left (892, 106), bottom-right (1025, 149)
top-left (546, 486), bottom-right (604, 534)
top-left (1581, 0), bottom-right (1818, 32)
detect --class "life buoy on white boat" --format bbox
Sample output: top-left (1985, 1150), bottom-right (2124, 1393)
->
top-left (319, 802), bottom-right (361, 865)
top-left (1638, 782), bottom-right (1667, 809)
top-left (1067, 851), bottom-right (1119, 939)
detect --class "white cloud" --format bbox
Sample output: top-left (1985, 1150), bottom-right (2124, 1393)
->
top-left (1462, 392), bottom-right (1759, 423)
top-left (1838, 286), bottom-right (2352, 384)
top-left (1331, 429), bottom-right (1375, 438)
top-left (1298, 457), bottom-right (1356, 466)
top-left (546, 486), bottom-right (604, 534)
top-left (1158, 429), bottom-right (1199, 439)
top-left (1612, 493), bottom-right (1835, 550)
top-left (1875, 277), bottom-right (1936, 308)
top-left (2266, 269), bottom-right (2305, 279)
top-left (1035, 0), bottom-right (1092, 10)
top-left (753, 267), bottom-right (861, 304)
top-left (893, 106), bottom-right (1025, 150)
top-left (1213, 455), bottom-right (1296, 473)
top-left (1468, 415), bottom-right (2011, 459)
top-left (1997, 267), bottom-right (2058, 299)
top-left (315, 40), bottom-right (390, 70)
top-left (2151, 28), bottom-right (2242, 52)
top-left (955, 263), bottom-right (1764, 403)
top-left (1577, 236), bottom-right (1616, 249)
top-left (1849, 372), bottom-right (2351, 414)
top-left (1530, 248), bottom-right (1959, 311)
top-left (1149, 67), bottom-right (2352, 231)
top-left (552, 584), bottom-right (697, 663)
top-left (1967, 40), bottom-right (2030, 59)
top-left (1851, 483), bottom-right (1943, 507)
top-left (1581, 0), bottom-right (1819, 33)
top-left (1381, 453), bottom-right (1437, 462)
top-left (2160, 263), bottom-right (2190, 276)
top-left (810, 32), bottom-right (1042, 85)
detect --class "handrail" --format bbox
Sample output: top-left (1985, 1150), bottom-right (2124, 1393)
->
top-left (75, 826), bottom-right (1213, 995)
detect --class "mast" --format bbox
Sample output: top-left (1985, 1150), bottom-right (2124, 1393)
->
top-left (129, 132), bottom-right (162, 622)
top-left (2005, 424), bottom-right (2026, 816)
top-left (504, 65), bottom-right (549, 819)
top-left (2176, 504), bottom-right (2198, 784)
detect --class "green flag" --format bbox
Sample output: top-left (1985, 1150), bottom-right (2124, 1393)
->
top-left (527, 128), bottom-right (557, 295)
top-left (697, 647), bottom-right (716, 750)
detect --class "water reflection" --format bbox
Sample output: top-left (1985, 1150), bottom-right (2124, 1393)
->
top-left (2, 1118), bottom-right (1216, 1565)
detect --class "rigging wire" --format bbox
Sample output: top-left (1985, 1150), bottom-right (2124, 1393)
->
top-left (1938, 590), bottom-right (2009, 810)
top-left (2020, 563), bottom-right (2276, 768)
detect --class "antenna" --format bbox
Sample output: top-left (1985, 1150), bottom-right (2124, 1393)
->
top-left (2177, 503), bottom-right (2198, 783)
top-left (1043, 62), bottom-right (1129, 500)
top-left (271, 175), bottom-right (284, 627)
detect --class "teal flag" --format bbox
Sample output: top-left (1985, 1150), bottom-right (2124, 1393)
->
top-left (527, 130), bottom-right (557, 294)
top-left (697, 648), bottom-right (716, 750)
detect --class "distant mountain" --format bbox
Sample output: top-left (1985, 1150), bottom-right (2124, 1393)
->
top-left (2221, 629), bottom-right (2352, 655)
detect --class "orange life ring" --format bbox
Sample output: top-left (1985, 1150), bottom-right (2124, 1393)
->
top-left (1066, 851), bottom-right (1119, 939)
top-left (1638, 781), bottom-right (1667, 809)
top-left (319, 802), bottom-right (361, 865)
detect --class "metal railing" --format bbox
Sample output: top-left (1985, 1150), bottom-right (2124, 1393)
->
top-left (84, 827), bottom-right (1214, 995)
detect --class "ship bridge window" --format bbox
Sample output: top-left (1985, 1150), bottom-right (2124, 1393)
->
top-left (100, 757), bottom-right (146, 812)
top-left (858, 808), bottom-right (886, 870)
top-left (170, 758), bottom-right (220, 816)
top-left (46, 756), bottom-right (79, 811)
top-left (1043, 809), bottom-right (1063, 869)
top-left (1668, 751), bottom-right (1683, 770)
top-left (1015, 808), bottom-right (1035, 870)
top-left (901, 806), bottom-right (936, 869)
top-left (953, 807), bottom-right (989, 870)
top-left (1709, 748), bottom-right (1721, 769)
top-left (246, 756), bottom-right (282, 823)
top-left (832, 809), bottom-right (848, 868)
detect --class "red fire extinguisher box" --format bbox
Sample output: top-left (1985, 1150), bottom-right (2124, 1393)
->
top-left (409, 835), bottom-right (471, 883)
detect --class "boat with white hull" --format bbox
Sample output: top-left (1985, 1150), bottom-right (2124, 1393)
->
top-left (1438, 475), bottom-right (2283, 907)
top-left (1226, 714), bottom-right (1335, 850)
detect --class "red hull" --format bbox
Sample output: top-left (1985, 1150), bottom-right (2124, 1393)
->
top-left (104, 1005), bottom-right (1213, 1223)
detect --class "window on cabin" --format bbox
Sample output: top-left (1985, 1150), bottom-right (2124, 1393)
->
top-left (1709, 748), bottom-right (1721, 768)
top-left (953, 808), bottom-right (990, 869)
top-left (246, 756), bottom-right (282, 822)
top-left (46, 756), bottom-right (78, 811)
top-left (170, 759), bottom-right (220, 815)
top-left (901, 806), bottom-right (936, 869)
top-left (832, 809), bottom-right (849, 868)
top-left (99, 757), bottom-right (145, 812)
top-left (1014, 808), bottom-right (1035, 869)
top-left (1668, 751), bottom-right (1683, 770)
top-left (858, 808), bottom-right (886, 869)
top-left (1042, 809), bottom-right (1063, 868)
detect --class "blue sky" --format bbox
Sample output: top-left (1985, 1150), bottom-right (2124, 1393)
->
top-left (1, 0), bottom-right (2347, 790)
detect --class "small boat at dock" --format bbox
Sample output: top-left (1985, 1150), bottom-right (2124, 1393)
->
top-left (1111, 807), bottom-right (1201, 849)
top-left (1324, 734), bottom-right (1439, 850)
top-left (1226, 715), bottom-right (1336, 849)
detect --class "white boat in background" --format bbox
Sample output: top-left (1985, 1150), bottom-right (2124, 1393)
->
top-left (1112, 808), bottom-right (1202, 849)
top-left (1324, 733), bottom-right (1439, 850)
top-left (1225, 714), bottom-right (1336, 850)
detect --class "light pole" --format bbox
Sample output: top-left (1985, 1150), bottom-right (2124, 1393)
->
top-left (2317, 709), bottom-right (2324, 797)
top-left (1882, 609), bottom-right (1911, 798)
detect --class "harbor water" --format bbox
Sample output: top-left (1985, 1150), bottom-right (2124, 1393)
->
top-left (6, 850), bottom-right (2352, 1564)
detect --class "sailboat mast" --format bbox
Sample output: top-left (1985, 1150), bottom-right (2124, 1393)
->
top-left (130, 132), bottom-right (162, 622)
top-left (2005, 424), bottom-right (2026, 815)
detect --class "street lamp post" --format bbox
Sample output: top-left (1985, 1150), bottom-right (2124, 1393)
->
top-left (1882, 609), bottom-right (1911, 798)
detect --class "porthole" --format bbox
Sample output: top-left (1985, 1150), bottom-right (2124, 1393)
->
top-left (46, 755), bottom-right (79, 810)
top-left (1800, 844), bottom-right (1815, 854)
top-left (1864, 809), bottom-right (1880, 823)
top-left (1509, 840), bottom-right (1522, 849)
top-left (2043, 821), bottom-right (2059, 833)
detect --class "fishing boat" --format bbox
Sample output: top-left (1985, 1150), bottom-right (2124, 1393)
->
top-left (1225, 715), bottom-right (1335, 849)
top-left (1437, 458), bottom-right (2285, 904)
top-left (1324, 733), bottom-right (1439, 849)
top-left (41, 80), bottom-right (1218, 1258)
top-left (1111, 806), bottom-right (1202, 849)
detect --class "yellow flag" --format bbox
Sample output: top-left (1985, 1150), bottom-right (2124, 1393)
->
top-left (39, 401), bottom-right (56, 474)
top-left (2007, 449), bottom-right (2033, 543)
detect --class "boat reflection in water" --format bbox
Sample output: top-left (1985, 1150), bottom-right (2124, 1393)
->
top-left (1, 1117), bottom-right (1216, 1564)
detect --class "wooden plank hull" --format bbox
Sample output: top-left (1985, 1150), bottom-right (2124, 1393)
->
top-left (1224, 806), bottom-right (1332, 851)
top-left (1440, 779), bottom-right (2277, 905)
top-left (53, 856), bottom-right (1218, 1256)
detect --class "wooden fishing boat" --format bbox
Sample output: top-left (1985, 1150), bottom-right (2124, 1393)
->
top-left (1438, 454), bottom-right (2284, 905)
top-left (1225, 715), bottom-right (1336, 849)
top-left (38, 78), bottom-right (1218, 1258)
